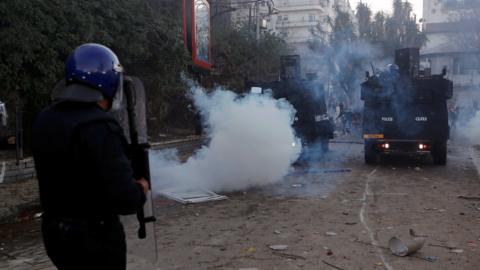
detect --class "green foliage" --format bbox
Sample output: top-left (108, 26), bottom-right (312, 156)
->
top-left (0, 0), bottom-right (287, 139)
top-left (211, 22), bottom-right (288, 91)
top-left (308, 1), bottom-right (427, 106)
top-left (356, 2), bottom-right (372, 40)
top-left (0, 0), bottom-right (189, 136)
top-left (309, 5), bottom-right (364, 103)
top-left (358, 0), bottom-right (427, 56)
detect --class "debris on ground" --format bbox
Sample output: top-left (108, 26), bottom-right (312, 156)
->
top-left (325, 231), bottom-right (338, 236)
top-left (322, 260), bottom-right (345, 270)
top-left (450, 249), bottom-right (464, 254)
top-left (158, 188), bottom-right (227, 204)
top-left (271, 252), bottom-right (306, 260)
top-left (457, 195), bottom-right (480, 201)
top-left (389, 235), bottom-right (425, 257)
top-left (429, 242), bottom-right (457, 250)
top-left (268, 245), bottom-right (288, 251)
top-left (467, 241), bottom-right (478, 248)
top-left (423, 256), bottom-right (439, 262)
top-left (288, 168), bottom-right (352, 176)
top-left (409, 228), bottom-right (428, 238)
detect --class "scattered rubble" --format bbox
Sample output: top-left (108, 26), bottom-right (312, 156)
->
top-left (389, 231), bottom-right (425, 257)
top-left (268, 245), bottom-right (288, 251)
top-left (322, 260), bottom-right (345, 270)
top-left (458, 195), bottom-right (480, 201)
top-left (158, 188), bottom-right (227, 204)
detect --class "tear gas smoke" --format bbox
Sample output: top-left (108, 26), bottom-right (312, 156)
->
top-left (150, 83), bottom-right (301, 193)
top-left (464, 111), bottom-right (480, 143)
top-left (442, 8), bottom-right (480, 144)
top-left (453, 98), bottom-right (480, 144)
top-left (305, 39), bottom-right (386, 113)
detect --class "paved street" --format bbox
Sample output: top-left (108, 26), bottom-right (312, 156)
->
top-left (1, 141), bottom-right (480, 269)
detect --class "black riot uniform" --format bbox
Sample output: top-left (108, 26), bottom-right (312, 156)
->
top-left (32, 85), bottom-right (146, 270)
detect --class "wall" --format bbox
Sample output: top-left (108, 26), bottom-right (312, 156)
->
top-left (0, 158), bottom-right (40, 224)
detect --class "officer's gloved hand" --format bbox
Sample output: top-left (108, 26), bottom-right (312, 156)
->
top-left (136, 178), bottom-right (149, 194)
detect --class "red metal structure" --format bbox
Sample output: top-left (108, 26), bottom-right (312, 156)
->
top-left (183, 0), bottom-right (212, 70)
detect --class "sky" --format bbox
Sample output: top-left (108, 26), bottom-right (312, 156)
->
top-left (353, 0), bottom-right (423, 18)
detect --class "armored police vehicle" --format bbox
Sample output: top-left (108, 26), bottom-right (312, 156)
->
top-left (250, 55), bottom-right (334, 154)
top-left (361, 48), bottom-right (453, 165)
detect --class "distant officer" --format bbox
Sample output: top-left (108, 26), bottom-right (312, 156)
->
top-left (32, 43), bottom-right (149, 270)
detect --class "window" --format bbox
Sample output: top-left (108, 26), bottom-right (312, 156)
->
top-left (443, 0), bottom-right (460, 8)
top-left (453, 55), bottom-right (480, 75)
top-left (443, 0), bottom-right (480, 9)
top-left (308, 14), bottom-right (316, 22)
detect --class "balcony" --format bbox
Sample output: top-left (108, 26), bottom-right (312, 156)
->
top-left (276, 0), bottom-right (327, 12)
top-left (277, 0), bottom-right (327, 7)
top-left (452, 74), bottom-right (480, 88)
top-left (276, 20), bottom-right (319, 28)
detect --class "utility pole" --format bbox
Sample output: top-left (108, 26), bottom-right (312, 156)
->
top-left (255, 1), bottom-right (260, 44)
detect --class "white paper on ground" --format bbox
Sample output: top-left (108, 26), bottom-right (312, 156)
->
top-left (159, 188), bottom-right (228, 204)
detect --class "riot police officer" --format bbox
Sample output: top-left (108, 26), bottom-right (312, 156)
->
top-left (32, 43), bottom-right (149, 270)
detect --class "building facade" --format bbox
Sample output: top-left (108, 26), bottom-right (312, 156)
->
top-left (421, 0), bottom-right (480, 102)
top-left (269, 0), bottom-right (352, 77)
top-left (223, 0), bottom-right (353, 78)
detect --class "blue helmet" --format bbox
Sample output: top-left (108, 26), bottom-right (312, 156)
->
top-left (62, 43), bottom-right (123, 102)
top-left (387, 64), bottom-right (400, 74)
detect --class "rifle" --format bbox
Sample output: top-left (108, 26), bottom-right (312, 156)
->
top-left (370, 62), bottom-right (376, 76)
top-left (124, 76), bottom-right (156, 239)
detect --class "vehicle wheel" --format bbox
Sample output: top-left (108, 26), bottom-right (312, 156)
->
top-left (432, 141), bottom-right (447, 166)
top-left (364, 142), bottom-right (376, 165)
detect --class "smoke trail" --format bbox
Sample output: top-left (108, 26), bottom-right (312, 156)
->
top-left (449, 81), bottom-right (480, 144)
top-left (464, 111), bottom-right (480, 143)
top-left (150, 82), bottom-right (302, 193)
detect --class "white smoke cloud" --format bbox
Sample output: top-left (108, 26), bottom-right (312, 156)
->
top-left (463, 111), bottom-right (480, 144)
top-left (150, 83), bottom-right (302, 193)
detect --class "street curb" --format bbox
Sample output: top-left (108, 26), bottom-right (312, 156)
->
top-left (330, 140), bottom-right (363, 144)
top-left (150, 135), bottom-right (204, 147)
top-left (0, 136), bottom-right (203, 224)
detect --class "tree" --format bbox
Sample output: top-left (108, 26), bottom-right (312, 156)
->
top-left (356, 2), bottom-right (372, 40)
top-left (371, 12), bottom-right (387, 43)
top-left (211, 21), bottom-right (288, 91)
top-left (307, 1), bottom-right (427, 108)
top-left (382, 0), bottom-right (426, 55)
top-left (0, 0), bottom-right (190, 139)
top-left (309, 4), bottom-right (367, 106)
top-left (354, 1), bottom-right (426, 57)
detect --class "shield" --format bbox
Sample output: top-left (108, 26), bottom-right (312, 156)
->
top-left (113, 76), bottom-right (158, 269)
